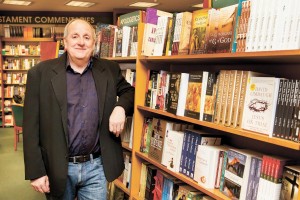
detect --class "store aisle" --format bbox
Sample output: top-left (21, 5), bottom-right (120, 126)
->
top-left (0, 128), bottom-right (45, 200)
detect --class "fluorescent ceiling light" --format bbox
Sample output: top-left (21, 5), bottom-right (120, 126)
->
top-left (192, 3), bottom-right (203, 8)
top-left (129, 2), bottom-right (159, 8)
top-left (66, 1), bottom-right (95, 7)
top-left (3, 0), bottom-right (32, 5)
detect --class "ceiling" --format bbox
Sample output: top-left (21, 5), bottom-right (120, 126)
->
top-left (0, 0), bottom-right (203, 12)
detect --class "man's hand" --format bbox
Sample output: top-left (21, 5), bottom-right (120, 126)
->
top-left (30, 175), bottom-right (50, 193)
top-left (109, 106), bottom-right (126, 137)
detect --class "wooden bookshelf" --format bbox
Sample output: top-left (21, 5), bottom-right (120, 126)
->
top-left (113, 179), bottom-right (130, 196)
top-left (1, 37), bottom-right (54, 42)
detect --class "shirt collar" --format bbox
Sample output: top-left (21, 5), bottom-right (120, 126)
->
top-left (66, 56), bottom-right (93, 74)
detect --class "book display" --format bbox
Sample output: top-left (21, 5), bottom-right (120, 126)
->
top-left (0, 37), bottom-right (58, 127)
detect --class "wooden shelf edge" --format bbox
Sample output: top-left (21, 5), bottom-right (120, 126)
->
top-left (139, 50), bottom-right (300, 63)
top-left (105, 56), bottom-right (137, 63)
top-left (122, 142), bottom-right (132, 152)
top-left (135, 151), bottom-right (230, 200)
top-left (113, 179), bottom-right (130, 196)
top-left (3, 69), bottom-right (29, 71)
top-left (137, 105), bottom-right (300, 150)
top-left (2, 55), bottom-right (40, 57)
top-left (1, 37), bottom-right (54, 42)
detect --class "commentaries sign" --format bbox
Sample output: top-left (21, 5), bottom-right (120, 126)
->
top-left (0, 11), bottom-right (113, 25)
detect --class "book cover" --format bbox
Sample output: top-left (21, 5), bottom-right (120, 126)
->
top-left (167, 73), bottom-right (181, 115)
top-left (206, 9), bottom-right (219, 53)
top-left (216, 4), bottom-right (238, 53)
top-left (242, 77), bottom-right (280, 136)
top-left (178, 12), bottom-right (193, 55)
top-left (148, 118), bottom-right (173, 163)
top-left (203, 72), bottom-right (218, 122)
top-left (194, 145), bottom-right (229, 189)
top-left (153, 170), bottom-right (164, 200)
top-left (140, 117), bottom-right (153, 154)
top-left (153, 16), bottom-right (172, 56)
top-left (280, 165), bottom-right (300, 200)
top-left (145, 165), bottom-right (158, 200)
top-left (161, 130), bottom-right (184, 173)
top-left (184, 72), bottom-right (204, 119)
top-left (176, 73), bottom-right (189, 116)
top-left (189, 9), bottom-right (209, 55)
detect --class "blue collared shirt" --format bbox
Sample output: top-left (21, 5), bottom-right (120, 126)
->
top-left (66, 58), bottom-right (100, 156)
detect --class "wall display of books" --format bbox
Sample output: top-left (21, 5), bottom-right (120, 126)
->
top-left (0, 38), bottom-right (58, 127)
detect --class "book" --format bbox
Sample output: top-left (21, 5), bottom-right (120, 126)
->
top-left (212, 0), bottom-right (239, 8)
top-left (40, 41), bottom-right (59, 61)
top-left (153, 16), bottom-right (172, 56)
top-left (184, 72), bottom-right (206, 120)
top-left (140, 117), bottom-right (153, 154)
top-left (220, 149), bottom-right (262, 200)
top-left (148, 118), bottom-right (173, 163)
top-left (189, 9), bottom-right (209, 55)
top-left (216, 4), bottom-right (238, 53)
top-left (203, 72), bottom-right (218, 122)
top-left (194, 145), bottom-right (229, 189)
top-left (167, 73), bottom-right (189, 115)
top-left (161, 130), bottom-right (184, 173)
top-left (176, 185), bottom-right (204, 200)
top-left (145, 165), bottom-right (158, 200)
top-left (178, 12), bottom-right (193, 55)
top-left (205, 8), bottom-right (219, 53)
top-left (280, 165), bottom-right (300, 200)
top-left (242, 77), bottom-right (280, 136)
top-left (153, 170), bottom-right (164, 200)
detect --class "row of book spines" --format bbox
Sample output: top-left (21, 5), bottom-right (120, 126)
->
top-left (3, 85), bottom-right (25, 98)
top-left (3, 73), bottom-right (27, 84)
top-left (139, 162), bottom-right (211, 200)
top-left (2, 44), bottom-right (40, 56)
top-left (4, 26), bottom-right (52, 38)
top-left (272, 79), bottom-right (300, 142)
top-left (2, 58), bottom-right (39, 70)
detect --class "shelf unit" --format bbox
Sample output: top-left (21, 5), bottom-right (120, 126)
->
top-left (0, 37), bottom-right (55, 127)
top-left (110, 23), bottom-right (300, 200)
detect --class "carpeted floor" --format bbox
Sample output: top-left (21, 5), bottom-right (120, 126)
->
top-left (0, 128), bottom-right (45, 200)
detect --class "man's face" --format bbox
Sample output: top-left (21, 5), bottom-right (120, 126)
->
top-left (64, 20), bottom-right (95, 61)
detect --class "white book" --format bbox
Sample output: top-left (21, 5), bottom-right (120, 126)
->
top-left (256, 0), bottom-right (270, 51)
top-left (194, 145), bottom-right (228, 189)
top-left (176, 73), bottom-right (189, 116)
top-left (242, 77), bottom-right (280, 136)
top-left (121, 26), bottom-right (131, 57)
top-left (153, 16), bottom-right (171, 56)
top-left (264, 0), bottom-right (277, 51)
top-left (288, 0), bottom-right (299, 49)
top-left (281, 0), bottom-right (294, 50)
top-left (272, 0), bottom-right (288, 50)
top-left (161, 130), bottom-right (184, 173)
top-left (172, 12), bottom-right (183, 54)
top-left (293, 1), bottom-right (300, 49)
top-left (251, 0), bottom-right (265, 51)
top-left (245, 0), bottom-right (259, 52)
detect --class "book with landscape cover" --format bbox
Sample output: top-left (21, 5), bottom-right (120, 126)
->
top-left (216, 4), bottom-right (238, 53)
top-left (189, 9), bottom-right (209, 54)
top-left (178, 11), bottom-right (193, 55)
top-left (242, 77), bottom-right (280, 136)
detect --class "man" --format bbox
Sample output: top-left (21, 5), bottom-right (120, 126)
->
top-left (23, 19), bottom-right (134, 200)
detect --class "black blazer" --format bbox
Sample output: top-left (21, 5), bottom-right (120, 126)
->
top-left (23, 52), bottom-right (134, 198)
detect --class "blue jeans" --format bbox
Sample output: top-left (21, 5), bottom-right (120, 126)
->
top-left (63, 156), bottom-right (107, 200)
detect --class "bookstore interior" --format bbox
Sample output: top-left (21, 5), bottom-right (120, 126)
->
top-left (1, 0), bottom-right (300, 199)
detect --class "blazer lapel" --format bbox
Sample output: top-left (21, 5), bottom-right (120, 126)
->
top-left (92, 62), bottom-right (107, 126)
top-left (51, 55), bottom-right (68, 144)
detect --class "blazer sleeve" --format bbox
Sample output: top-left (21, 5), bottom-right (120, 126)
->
top-left (23, 67), bottom-right (47, 180)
